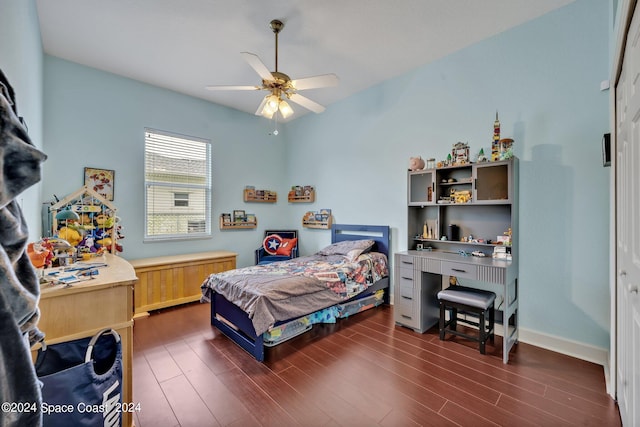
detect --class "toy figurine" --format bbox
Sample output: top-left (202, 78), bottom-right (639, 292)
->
top-left (451, 142), bottom-right (470, 165)
top-left (492, 111), bottom-right (501, 161)
top-left (408, 156), bottom-right (425, 171)
top-left (499, 138), bottom-right (514, 160)
top-left (477, 148), bottom-right (487, 162)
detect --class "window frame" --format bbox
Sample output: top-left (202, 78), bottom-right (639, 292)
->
top-left (173, 192), bottom-right (190, 208)
top-left (144, 128), bottom-right (212, 242)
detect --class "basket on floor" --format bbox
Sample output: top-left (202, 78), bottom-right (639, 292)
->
top-left (35, 328), bottom-right (123, 427)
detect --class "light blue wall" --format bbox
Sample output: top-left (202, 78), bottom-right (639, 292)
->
top-left (287, 0), bottom-right (611, 349)
top-left (42, 57), bottom-right (289, 266)
top-left (0, 0), bottom-right (44, 240)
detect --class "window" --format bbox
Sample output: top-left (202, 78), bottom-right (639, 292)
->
top-left (144, 128), bottom-right (211, 241)
top-left (174, 192), bottom-right (189, 207)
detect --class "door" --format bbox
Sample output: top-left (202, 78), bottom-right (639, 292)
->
top-left (473, 160), bottom-right (511, 203)
top-left (616, 4), bottom-right (640, 425)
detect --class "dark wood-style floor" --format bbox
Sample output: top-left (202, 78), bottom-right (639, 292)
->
top-left (132, 303), bottom-right (621, 427)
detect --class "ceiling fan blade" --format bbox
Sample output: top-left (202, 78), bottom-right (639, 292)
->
top-left (288, 93), bottom-right (326, 113)
top-left (291, 74), bottom-right (339, 91)
top-left (241, 52), bottom-right (275, 82)
top-left (205, 85), bottom-right (260, 91)
top-left (254, 96), bottom-right (269, 116)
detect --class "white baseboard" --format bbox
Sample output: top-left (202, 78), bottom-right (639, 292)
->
top-left (515, 326), bottom-right (609, 367)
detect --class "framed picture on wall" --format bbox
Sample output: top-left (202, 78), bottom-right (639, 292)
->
top-left (84, 167), bottom-right (115, 201)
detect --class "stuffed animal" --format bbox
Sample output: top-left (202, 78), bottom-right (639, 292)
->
top-left (408, 156), bottom-right (425, 171)
top-left (95, 214), bottom-right (114, 229)
top-left (57, 226), bottom-right (82, 246)
top-left (27, 242), bottom-right (50, 268)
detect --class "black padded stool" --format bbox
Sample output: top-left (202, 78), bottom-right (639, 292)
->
top-left (438, 285), bottom-right (496, 354)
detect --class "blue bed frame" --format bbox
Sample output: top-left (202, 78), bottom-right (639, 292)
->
top-left (210, 224), bottom-right (391, 361)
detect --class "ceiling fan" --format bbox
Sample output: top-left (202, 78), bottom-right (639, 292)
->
top-left (206, 19), bottom-right (338, 120)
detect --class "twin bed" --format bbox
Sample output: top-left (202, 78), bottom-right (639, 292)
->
top-left (200, 224), bottom-right (390, 361)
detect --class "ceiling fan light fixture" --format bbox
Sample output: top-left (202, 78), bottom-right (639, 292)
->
top-left (266, 94), bottom-right (280, 112)
top-left (279, 99), bottom-right (294, 119)
top-left (259, 93), bottom-right (294, 119)
top-left (261, 109), bottom-right (275, 119)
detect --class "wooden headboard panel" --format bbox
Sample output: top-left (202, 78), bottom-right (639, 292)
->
top-left (330, 224), bottom-right (390, 258)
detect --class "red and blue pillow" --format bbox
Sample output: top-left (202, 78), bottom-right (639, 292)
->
top-left (263, 234), bottom-right (298, 257)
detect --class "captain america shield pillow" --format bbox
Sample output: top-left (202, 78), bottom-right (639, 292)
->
top-left (263, 234), bottom-right (283, 255)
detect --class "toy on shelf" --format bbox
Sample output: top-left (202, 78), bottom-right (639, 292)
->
top-left (49, 185), bottom-right (123, 256)
top-left (492, 111), bottom-right (501, 161)
top-left (408, 156), bottom-right (425, 171)
top-left (451, 142), bottom-right (470, 165)
top-left (476, 148), bottom-right (488, 162)
top-left (498, 138), bottom-right (514, 160)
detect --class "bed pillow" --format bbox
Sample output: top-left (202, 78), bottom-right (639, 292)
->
top-left (275, 237), bottom-right (298, 256)
top-left (263, 234), bottom-right (283, 255)
top-left (317, 239), bottom-right (375, 261)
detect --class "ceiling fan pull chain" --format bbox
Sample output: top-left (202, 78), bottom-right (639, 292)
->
top-left (271, 112), bottom-right (279, 136)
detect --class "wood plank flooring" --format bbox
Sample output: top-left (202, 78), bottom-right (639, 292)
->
top-left (132, 303), bottom-right (621, 427)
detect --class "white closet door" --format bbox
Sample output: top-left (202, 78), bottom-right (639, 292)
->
top-left (616, 4), bottom-right (640, 425)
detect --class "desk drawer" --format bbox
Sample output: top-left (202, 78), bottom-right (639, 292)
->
top-left (396, 255), bottom-right (415, 269)
top-left (397, 275), bottom-right (416, 299)
top-left (395, 294), bottom-right (417, 328)
top-left (441, 261), bottom-right (477, 280)
top-left (397, 265), bottom-right (415, 281)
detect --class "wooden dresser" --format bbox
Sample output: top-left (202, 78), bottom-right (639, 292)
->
top-left (129, 250), bottom-right (237, 317)
top-left (37, 254), bottom-right (137, 427)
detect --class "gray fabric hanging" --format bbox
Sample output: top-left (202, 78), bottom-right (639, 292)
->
top-left (0, 68), bottom-right (48, 427)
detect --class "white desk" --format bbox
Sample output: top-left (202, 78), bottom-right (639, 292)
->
top-left (394, 250), bottom-right (518, 364)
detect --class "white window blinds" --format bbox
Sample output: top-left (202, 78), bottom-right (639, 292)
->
top-left (144, 128), bottom-right (211, 240)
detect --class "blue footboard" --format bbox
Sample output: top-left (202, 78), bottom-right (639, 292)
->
top-left (212, 292), bottom-right (265, 361)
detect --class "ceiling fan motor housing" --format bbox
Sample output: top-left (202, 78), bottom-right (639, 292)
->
top-left (270, 19), bottom-right (284, 34)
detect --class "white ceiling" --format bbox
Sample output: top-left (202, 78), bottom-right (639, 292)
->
top-left (36, 0), bottom-right (574, 121)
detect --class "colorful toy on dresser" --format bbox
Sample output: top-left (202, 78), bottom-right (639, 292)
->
top-left (44, 185), bottom-right (124, 267)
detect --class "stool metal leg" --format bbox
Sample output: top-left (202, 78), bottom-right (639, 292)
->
top-left (489, 305), bottom-right (495, 342)
top-left (451, 307), bottom-right (457, 331)
top-left (479, 310), bottom-right (487, 354)
top-left (439, 302), bottom-right (446, 340)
